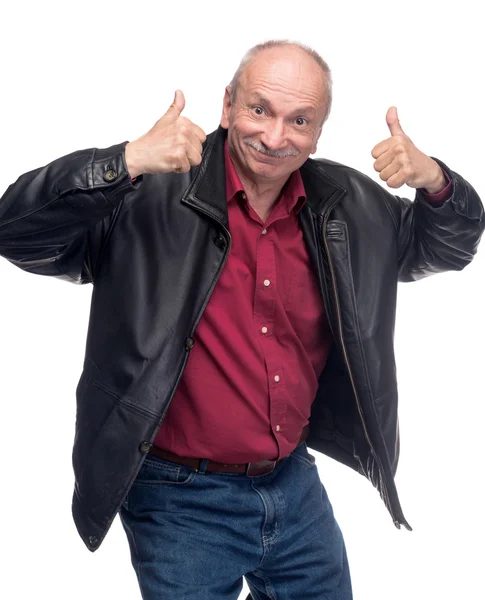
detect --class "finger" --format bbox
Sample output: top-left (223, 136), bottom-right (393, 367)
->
top-left (373, 151), bottom-right (395, 173)
top-left (371, 138), bottom-right (392, 159)
top-left (386, 106), bottom-right (405, 137)
top-left (184, 138), bottom-right (203, 167)
top-left (189, 122), bottom-right (207, 144)
top-left (385, 169), bottom-right (407, 189)
top-left (186, 128), bottom-right (204, 155)
top-left (172, 154), bottom-right (191, 174)
top-left (379, 162), bottom-right (400, 183)
top-left (173, 116), bottom-right (205, 145)
top-left (164, 89), bottom-right (186, 120)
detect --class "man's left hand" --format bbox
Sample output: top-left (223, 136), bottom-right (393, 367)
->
top-left (371, 107), bottom-right (446, 194)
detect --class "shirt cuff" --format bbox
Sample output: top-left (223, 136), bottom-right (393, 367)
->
top-left (420, 170), bottom-right (452, 204)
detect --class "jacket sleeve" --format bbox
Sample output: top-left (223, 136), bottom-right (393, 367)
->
top-left (0, 141), bottom-right (140, 285)
top-left (383, 158), bottom-right (485, 282)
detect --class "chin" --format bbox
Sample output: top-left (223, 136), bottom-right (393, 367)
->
top-left (250, 159), bottom-right (282, 175)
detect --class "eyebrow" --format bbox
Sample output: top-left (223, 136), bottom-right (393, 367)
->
top-left (249, 93), bottom-right (317, 117)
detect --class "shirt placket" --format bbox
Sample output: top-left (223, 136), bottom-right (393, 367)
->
top-left (253, 223), bottom-right (287, 455)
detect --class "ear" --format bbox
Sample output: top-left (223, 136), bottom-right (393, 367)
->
top-left (311, 125), bottom-right (323, 154)
top-left (220, 85), bottom-right (232, 129)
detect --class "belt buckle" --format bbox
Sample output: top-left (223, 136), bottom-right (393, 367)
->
top-left (245, 460), bottom-right (276, 477)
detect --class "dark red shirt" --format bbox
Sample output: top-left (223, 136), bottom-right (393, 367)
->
top-left (153, 141), bottom-right (333, 462)
top-left (152, 142), bottom-right (451, 462)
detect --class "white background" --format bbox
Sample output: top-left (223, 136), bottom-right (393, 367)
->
top-left (0, 1), bottom-right (483, 599)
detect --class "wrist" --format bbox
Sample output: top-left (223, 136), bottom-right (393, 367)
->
top-left (424, 163), bottom-right (447, 194)
top-left (124, 141), bottom-right (143, 179)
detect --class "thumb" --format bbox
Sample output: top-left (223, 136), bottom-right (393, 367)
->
top-left (386, 106), bottom-right (405, 136)
top-left (164, 89), bottom-right (185, 120)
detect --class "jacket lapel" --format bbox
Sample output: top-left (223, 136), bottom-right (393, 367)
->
top-left (182, 125), bottom-right (347, 227)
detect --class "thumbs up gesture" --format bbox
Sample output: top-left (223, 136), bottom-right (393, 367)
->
top-left (371, 107), bottom-right (446, 193)
top-left (125, 90), bottom-right (207, 178)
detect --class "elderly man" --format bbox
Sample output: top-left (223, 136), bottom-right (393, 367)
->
top-left (0, 40), bottom-right (483, 600)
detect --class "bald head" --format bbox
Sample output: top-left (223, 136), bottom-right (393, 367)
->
top-left (229, 40), bottom-right (332, 126)
top-left (220, 40), bottom-right (330, 188)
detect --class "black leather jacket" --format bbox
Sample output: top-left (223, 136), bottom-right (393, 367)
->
top-left (0, 126), bottom-right (483, 552)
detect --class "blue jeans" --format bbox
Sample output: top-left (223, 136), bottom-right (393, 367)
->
top-left (119, 441), bottom-right (353, 600)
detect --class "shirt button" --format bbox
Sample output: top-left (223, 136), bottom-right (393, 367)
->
top-left (274, 375), bottom-right (280, 382)
top-left (241, 192), bottom-right (247, 200)
top-left (261, 326), bottom-right (268, 334)
top-left (276, 425), bottom-right (280, 432)
top-left (261, 229), bottom-right (267, 235)
top-left (263, 279), bottom-right (270, 287)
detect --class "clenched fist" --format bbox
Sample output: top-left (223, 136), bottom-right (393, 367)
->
top-left (125, 90), bottom-right (206, 178)
top-left (371, 107), bottom-right (446, 193)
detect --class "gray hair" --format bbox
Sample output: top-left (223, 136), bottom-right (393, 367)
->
top-left (228, 40), bottom-right (333, 125)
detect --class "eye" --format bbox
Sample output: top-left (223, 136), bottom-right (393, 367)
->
top-left (295, 117), bottom-right (308, 126)
top-left (252, 106), bottom-right (265, 116)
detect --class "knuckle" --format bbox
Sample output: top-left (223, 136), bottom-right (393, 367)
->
top-left (402, 160), bottom-right (414, 176)
top-left (173, 147), bottom-right (185, 160)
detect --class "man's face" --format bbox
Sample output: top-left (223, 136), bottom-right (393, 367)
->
top-left (220, 46), bottom-right (328, 184)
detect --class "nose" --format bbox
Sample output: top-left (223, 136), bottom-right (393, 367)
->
top-left (260, 119), bottom-right (286, 150)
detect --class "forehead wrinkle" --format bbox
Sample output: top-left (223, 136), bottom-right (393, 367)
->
top-left (248, 70), bottom-right (321, 92)
top-left (245, 80), bottom-right (322, 111)
top-left (243, 67), bottom-right (323, 102)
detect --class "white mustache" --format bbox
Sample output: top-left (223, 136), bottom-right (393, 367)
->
top-left (243, 138), bottom-right (300, 158)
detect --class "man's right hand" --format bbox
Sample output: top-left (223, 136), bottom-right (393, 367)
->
top-left (124, 90), bottom-right (207, 178)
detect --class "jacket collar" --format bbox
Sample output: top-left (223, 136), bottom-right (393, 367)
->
top-left (182, 126), bottom-right (346, 228)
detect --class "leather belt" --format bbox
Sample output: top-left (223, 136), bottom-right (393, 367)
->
top-left (148, 423), bottom-right (310, 477)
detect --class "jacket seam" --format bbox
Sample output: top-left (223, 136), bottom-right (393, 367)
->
top-left (91, 192), bottom-right (124, 284)
top-left (377, 186), bottom-right (400, 237)
top-left (92, 379), bottom-right (159, 419)
top-left (54, 255), bottom-right (80, 282)
top-left (0, 191), bottom-right (64, 229)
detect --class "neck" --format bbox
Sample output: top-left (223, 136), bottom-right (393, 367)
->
top-left (239, 170), bottom-right (287, 222)
top-left (230, 156), bottom-right (289, 223)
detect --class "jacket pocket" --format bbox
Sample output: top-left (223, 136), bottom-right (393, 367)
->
top-left (72, 375), bottom-right (156, 525)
